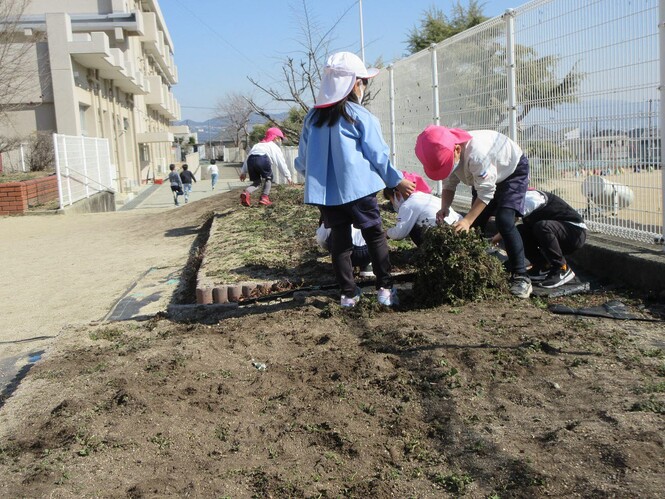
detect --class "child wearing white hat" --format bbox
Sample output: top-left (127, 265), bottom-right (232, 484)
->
top-left (295, 51), bottom-right (415, 308)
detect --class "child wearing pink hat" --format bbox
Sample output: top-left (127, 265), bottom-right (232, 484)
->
top-left (294, 51), bottom-right (416, 308)
top-left (239, 127), bottom-right (292, 206)
top-left (415, 126), bottom-right (532, 298)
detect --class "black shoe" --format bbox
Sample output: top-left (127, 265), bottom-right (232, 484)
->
top-left (527, 266), bottom-right (550, 282)
top-left (540, 266), bottom-right (575, 288)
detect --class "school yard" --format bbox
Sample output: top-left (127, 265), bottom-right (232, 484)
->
top-left (0, 185), bottom-right (664, 497)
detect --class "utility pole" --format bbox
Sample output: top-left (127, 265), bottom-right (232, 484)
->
top-left (359, 0), bottom-right (365, 64)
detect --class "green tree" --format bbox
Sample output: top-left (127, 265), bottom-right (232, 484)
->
top-left (248, 123), bottom-right (267, 146)
top-left (406, 2), bottom-right (584, 131)
top-left (248, 107), bottom-right (307, 147)
top-left (440, 40), bottom-right (584, 131)
top-left (406, 1), bottom-right (487, 54)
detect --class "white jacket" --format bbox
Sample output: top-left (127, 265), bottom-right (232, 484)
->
top-left (442, 130), bottom-right (523, 205)
top-left (240, 141), bottom-right (291, 181)
top-left (315, 224), bottom-right (367, 250)
top-left (387, 192), bottom-right (462, 240)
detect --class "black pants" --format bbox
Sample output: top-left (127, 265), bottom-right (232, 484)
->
top-left (329, 224), bottom-right (391, 295)
top-left (473, 205), bottom-right (526, 275)
top-left (319, 195), bottom-right (392, 295)
top-left (518, 221), bottom-right (586, 270)
top-left (246, 154), bottom-right (273, 195)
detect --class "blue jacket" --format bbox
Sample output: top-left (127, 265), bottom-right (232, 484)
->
top-left (294, 102), bottom-right (403, 206)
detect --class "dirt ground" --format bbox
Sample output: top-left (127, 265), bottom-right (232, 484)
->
top-left (1, 188), bottom-right (664, 498)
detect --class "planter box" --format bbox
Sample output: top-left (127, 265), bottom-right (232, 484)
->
top-left (0, 175), bottom-right (58, 215)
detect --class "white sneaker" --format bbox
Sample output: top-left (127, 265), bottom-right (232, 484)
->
top-left (510, 275), bottom-right (532, 298)
top-left (377, 287), bottom-right (398, 306)
top-left (340, 287), bottom-right (362, 308)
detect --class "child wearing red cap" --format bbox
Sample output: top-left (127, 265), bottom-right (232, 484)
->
top-left (239, 127), bottom-right (292, 206)
top-left (415, 126), bottom-right (532, 298)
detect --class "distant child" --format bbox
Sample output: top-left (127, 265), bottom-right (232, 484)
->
top-left (415, 126), bottom-right (532, 298)
top-left (239, 127), bottom-right (292, 206)
top-left (514, 190), bottom-right (587, 288)
top-left (294, 51), bottom-right (415, 308)
top-left (207, 160), bottom-right (219, 190)
top-left (168, 164), bottom-right (183, 206)
top-left (316, 222), bottom-right (375, 277)
top-left (179, 164), bottom-right (196, 203)
top-left (383, 186), bottom-right (462, 246)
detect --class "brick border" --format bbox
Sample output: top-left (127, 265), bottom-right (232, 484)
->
top-left (0, 175), bottom-right (58, 215)
top-left (194, 213), bottom-right (281, 304)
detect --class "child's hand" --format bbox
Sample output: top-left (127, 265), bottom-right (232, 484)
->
top-left (436, 208), bottom-right (450, 225)
top-left (396, 179), bottom-right (416, 197)
top-left (239, 173), bottom-right (246, 181)
top-left (453, 218), bottom-right (472, 233)
top-left (490, 233), bottom-right (502, 246)
top-left (288, 179), bottom-right (294, 185)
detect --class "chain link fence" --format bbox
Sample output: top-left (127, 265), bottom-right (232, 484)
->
top-left (366, 0), bottom-right (663, 244)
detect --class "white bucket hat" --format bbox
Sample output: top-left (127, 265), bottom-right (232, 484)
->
top-left (314, 52), bottom-right (379, 108)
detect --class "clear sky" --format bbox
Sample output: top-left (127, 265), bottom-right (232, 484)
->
top-left (160, 0), bottom-right (528, 122)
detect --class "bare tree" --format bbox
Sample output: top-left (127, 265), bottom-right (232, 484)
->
top-left (215, 92), bottom-right (254, 148)
top-left (0, 0), bottom-right (43, 128)
top-left (245, 0), bottom-right (359, 139)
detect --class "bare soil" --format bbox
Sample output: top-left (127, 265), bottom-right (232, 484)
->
top-left (1, 186), bottom-right (664, 498)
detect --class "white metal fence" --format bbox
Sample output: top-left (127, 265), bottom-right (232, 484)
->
top-left (53, 134), bottom-right (115, 209)
top-left (0, 143), bottom-right (29, 173)
top-left (366, 0), bottom-right (664, 245)
top-left (222, 146), bottom-right (246, 163)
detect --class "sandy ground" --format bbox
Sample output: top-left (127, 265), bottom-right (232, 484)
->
top-left (0, 165), bottom-right (244, 388)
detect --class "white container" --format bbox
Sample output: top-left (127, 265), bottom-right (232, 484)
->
top-left (582, 175), bottom-right (634, 214)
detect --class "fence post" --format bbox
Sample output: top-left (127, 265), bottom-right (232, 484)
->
top-left (19, 143), bottom-right (26, 172)
top-left (658, 0), bottom-right (665, 251)
top-left (430, 43), bottom-right (442, 194)
top-left (388, 64), bottom-right (397, 167)
top-left (53, 134), bottom-right (64, 210)
top-left (62, 137), bottom-right (73, 206)
top-left (430, 43), bottom-right (440, 126)
top-left (80, 136), bottom-right (90, 198)
top-left (504, 9), bottom-right (518, 142)
top-left (95, 139), bottom-right (102, 190)
top-left (103, 139), bottom-right (112, 189)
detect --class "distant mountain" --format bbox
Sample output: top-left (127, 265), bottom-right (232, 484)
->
top-left (176, 112), bottom-right (289, 143)
top-left (522, 98), bottom-right (659, 133)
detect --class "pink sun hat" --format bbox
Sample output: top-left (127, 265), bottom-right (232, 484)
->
top-left (401, 170), bottom-right (432, 194)
top-left (314, 52), bottom-right (379, 108)
top-left (262, 127), bottom-right (285, 143)
top-left (415, 125), bottom-right (472, 181)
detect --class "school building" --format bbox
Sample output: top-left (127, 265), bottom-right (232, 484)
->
top-left (0, 0), bottom-right (182, 196)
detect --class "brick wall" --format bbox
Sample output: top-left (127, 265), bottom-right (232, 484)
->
top-left (0, 175), bottom-right (59, 215)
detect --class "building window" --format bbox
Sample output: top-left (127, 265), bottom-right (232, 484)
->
top-left (79, 104), bottom-right (89, 136)
top-left (140, 144), bottom-right (150, 162)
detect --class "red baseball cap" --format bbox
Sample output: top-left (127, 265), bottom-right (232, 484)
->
top-left (262, 127), bottom-right (285, 142)
top-left (415, 126), bottom-right (472, 180)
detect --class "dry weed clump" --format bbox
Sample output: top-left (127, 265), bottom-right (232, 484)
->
top-left (413, 224), bottom-right (508, 307)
